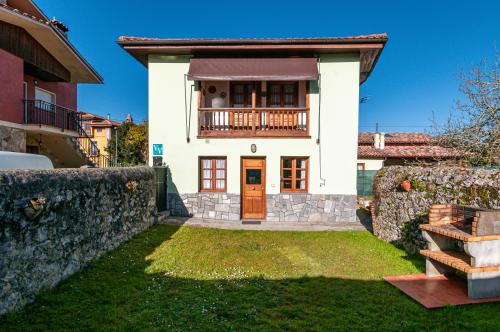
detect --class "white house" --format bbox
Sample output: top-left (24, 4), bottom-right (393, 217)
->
top-left (118, 34), bottom-right (388, 222)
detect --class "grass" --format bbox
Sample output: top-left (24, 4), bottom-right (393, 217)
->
top-left (1, 225), bottom-right (499, 331)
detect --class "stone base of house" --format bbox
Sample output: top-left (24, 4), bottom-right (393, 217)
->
top-left (168, 193), bottom-right (357, 223)
top-left (0, 125), bottom-right (26, 152)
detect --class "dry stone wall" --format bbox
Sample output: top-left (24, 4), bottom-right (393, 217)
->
top-left (0, 167), bottom-right (156, 315)
top-left (168, 193), bottom-right (357, 222)
top-left (372, 166), bottom-right (500, 253)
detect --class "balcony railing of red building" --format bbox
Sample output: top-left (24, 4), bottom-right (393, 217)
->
top-left (198, 108), bottom-right (309, 137)
top-left (24, 99), bottom-right (82, 133)
top-left (23, 100), bottom-right (114, 168)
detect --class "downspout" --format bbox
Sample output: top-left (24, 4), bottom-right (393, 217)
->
top-left (183, 74), bottom-right (194, 143)
top-left (316, 57), bottom-right (326, 187)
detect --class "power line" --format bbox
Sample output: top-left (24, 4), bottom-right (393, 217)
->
top-left (359, 125), bottom-right (433, 128)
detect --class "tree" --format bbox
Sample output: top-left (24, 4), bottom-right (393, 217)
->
top-left (432, 52), bottom-right (499, 166)
top-left (106, 122), bottom-right (148, 166)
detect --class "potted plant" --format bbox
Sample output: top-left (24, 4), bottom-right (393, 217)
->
top-left (401, 179), bottom-right (412, 192)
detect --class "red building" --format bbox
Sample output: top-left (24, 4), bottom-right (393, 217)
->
top-left (0, 0), bottom-right (104, 167)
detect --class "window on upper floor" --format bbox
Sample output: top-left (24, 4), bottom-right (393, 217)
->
top-left (281, 157), bottom-right (308, 192)
top-left (267, 82), bottom-right (298, 108)
top-left (230, 82), bottom-right (261, 107)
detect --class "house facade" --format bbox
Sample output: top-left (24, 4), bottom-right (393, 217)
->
top-left (0, 0), bottom-right (104, 167)
top-left (81, 112), bottom-right (120, 158)
top-left (119, 35), bottom-right (387, 222)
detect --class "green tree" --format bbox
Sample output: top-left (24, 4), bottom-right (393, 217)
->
top-left (107, 122), bottom-right (148, 166)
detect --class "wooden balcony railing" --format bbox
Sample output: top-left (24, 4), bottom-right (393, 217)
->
top-left (198, 108), bottom-right (309, 137)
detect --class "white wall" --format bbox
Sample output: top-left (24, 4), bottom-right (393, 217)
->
top-left (148, 54), bottom-right (360, 195)
top-left (357, 158), bottom-right (384, 171)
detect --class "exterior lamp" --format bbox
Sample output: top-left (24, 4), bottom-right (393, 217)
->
top-left (251, 144), bottom-right (257, 153)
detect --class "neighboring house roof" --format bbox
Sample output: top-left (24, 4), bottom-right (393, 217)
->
top-left (81, 112), bottom-right (120, 127)
top-left (358, 145), bottom-right (458, 159)
top-left (0, 0), bottom-right (102, 83)
top-left (358, 132), bottom-right (431, 145)
top-left (358, 132), bottom-right (458, 159)
top-left (116, 34), bottom-right (388, 84)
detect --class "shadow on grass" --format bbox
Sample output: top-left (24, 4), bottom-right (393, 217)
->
top-left (0, 225), bottom-right (499, 331)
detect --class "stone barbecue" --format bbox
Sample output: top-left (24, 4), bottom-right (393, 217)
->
top-left (419, 204), bottom-right (500, 299)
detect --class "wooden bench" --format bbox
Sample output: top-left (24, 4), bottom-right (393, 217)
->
top-left (419, 204), bottom-right (500, 299)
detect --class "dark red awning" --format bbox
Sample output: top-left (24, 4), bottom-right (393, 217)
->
top-left (187, 58), bottom-right (318, 81)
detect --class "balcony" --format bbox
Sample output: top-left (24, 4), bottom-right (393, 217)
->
top-left (24, 100), bottom-right (82, 134)
top-left (198, 108), bottom-right (310, 138)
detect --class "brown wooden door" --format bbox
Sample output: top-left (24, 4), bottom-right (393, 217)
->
top-left (241, 158), bottom-right (266, 219)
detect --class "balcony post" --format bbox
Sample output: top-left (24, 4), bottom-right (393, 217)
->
top-left (252, 86), bottom-right (257, 134)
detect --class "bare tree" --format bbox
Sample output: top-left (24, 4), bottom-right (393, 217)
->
top-left (432, 51), bottom-right (499, 166)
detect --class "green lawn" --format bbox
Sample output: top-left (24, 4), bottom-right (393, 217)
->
top-left (1, 225), bottom-right (499, 331)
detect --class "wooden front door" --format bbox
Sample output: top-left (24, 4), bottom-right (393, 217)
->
top-left (241, 158), bottom-right (266, 219)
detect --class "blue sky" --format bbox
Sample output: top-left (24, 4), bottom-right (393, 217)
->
top-left (36, 0), bottom-right (499, 132)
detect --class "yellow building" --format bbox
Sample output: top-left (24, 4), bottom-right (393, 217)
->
top-left (81, 112), bottom-right (120, 157)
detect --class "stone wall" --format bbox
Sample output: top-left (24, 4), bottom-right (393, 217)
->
top-left (0, 125), bottom-right (25, 152)
top-left (267, 194), bottom-right (356, 222)
top-left (372, 166), bottom-right (500, 253)
top-left (168, 193), bottom-right (357, 222)
top-left (168, 193), bottom-right (241, 220)
top-left (0, 167), bottom-right (156, 315)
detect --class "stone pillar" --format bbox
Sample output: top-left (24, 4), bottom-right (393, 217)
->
top-left (422, 230), bottom-right (456, 251)
top-left (426, 259), bottom-right (452, 277)
top-left (467, 271), bottom-right (500, 299)
top-left (0, 125), bottom-right (26, 152)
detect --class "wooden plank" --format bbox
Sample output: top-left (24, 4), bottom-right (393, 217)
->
top-left (420, 250), bottom-right (500, 273)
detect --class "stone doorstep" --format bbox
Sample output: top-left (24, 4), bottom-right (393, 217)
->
top-left (158, 216), bottom-right (367, 231)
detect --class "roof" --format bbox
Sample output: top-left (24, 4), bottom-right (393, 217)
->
top-left (117, 34), bottom-right (388, 84)
top-left (358, 132), bottom-right (458, 159)
top-left (117, 34), bottom-right (388, 44)
top-left (0, 0), bottom-right (102, 83)
top-left (358, 132), bottom-right (432, 145)
top-left (358, 145), bottom-right (458, 159)
top-left (81, 112), bottom-right (120, 127)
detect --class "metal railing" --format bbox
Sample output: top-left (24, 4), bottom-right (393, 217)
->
top-left (198, 107), bottom-right (309, 137)
top-left (24, 99), bottom-right (81, 132)
top-left (24, 99), bottom-right (114, 168)
top-left (72, 136), bottom-right (115, 168)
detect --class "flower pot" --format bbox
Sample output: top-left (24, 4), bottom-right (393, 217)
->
top-left (401, 180), bottom-right (412, 192)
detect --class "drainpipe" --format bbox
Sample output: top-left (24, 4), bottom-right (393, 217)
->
top-left (183, 74), bottom-right (194, 143)
top-left (316, 57), bottom-right (326, 187)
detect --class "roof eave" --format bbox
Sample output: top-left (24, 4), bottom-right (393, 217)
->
top-left (117, 36), bottom-right (388, 82)
top-left (0, 5), bottom-right (103, 84)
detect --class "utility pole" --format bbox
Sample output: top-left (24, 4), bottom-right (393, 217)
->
top-left (115, 127), bottom-right (118, 165)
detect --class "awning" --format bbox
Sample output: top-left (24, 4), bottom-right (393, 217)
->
top-left (187, 58), bottom-right (318, 81)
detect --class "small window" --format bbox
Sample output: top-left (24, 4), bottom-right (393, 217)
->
top-left (96, 128), bottom-right (103, 133)
top-left (200, 157), bottom-right (226, 192)
top-left (246, 169), bottom-right (262, 185)
top-left (90, 141), bottom-right (99, 156)
top-left (281, 157), bottom-right (308, 192)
